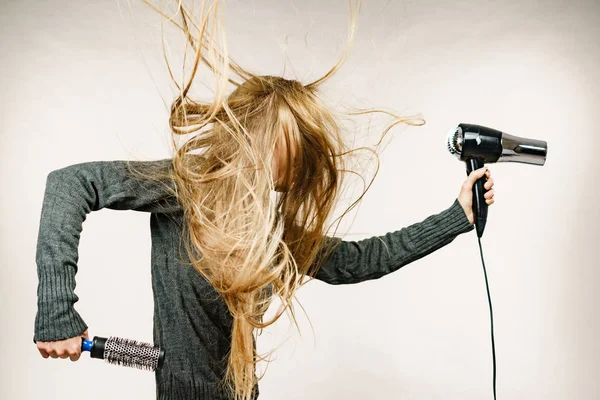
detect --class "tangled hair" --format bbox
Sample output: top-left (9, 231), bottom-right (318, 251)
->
top-left (130, 0), bottom-right (425, 399)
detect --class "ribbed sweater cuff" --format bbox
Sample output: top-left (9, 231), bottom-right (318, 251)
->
top-left (33, 270), bottom-right (88, 343)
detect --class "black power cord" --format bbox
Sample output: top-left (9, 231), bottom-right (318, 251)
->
top-left (477, 235), bottom-right (496, 400)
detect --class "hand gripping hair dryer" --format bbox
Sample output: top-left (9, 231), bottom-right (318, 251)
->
top-left (447, 123), bottom-right (548, 238)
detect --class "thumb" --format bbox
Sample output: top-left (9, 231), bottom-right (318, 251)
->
top-left (81, 329), bottom-right (89, 340)
top-left (466, 167), bottom-right (488, 187)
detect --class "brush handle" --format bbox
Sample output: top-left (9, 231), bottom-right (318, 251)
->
top-left (466, 158), bottom-right (488, 238)
top-left (81, 336), bottom-right (107, 360)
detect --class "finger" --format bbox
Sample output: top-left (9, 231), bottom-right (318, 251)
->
top-left (52, 346), bottom-right (68, 359)
top-left (72, 344), bottom-right (82, 356)
top-left (484, 189), bottom-right (495, 199)
top-left (486, 198), bottom-right (495, 205)
top-left (38, 348), bottom-right (49, 358)
top-left (466, 167), bottom-right (489, 185)
top-left (70, 352), bottom-right (80, 362)
top-left (49, 351), bottom-right (58, 359)
top-left (484, 177), bottom-right (494, 190)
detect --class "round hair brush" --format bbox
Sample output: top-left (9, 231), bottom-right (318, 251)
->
top-left (81, 335), bottom-right (165, 371)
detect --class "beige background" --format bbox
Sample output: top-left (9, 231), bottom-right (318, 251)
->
top-left (1, 0), bottom-right (598, 399)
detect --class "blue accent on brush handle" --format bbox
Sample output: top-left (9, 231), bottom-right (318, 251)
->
top-left (81, 339), bottom-right (93, 352)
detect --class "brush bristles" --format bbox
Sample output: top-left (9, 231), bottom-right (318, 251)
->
top-left (104, 336), bottom-right (162, 371)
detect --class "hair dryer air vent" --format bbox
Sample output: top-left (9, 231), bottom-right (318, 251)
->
top-left (447, 126), bottom-right (463, 159)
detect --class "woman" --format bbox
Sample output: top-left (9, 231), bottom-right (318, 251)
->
top-left (33, 1), bottom-right (495, 399)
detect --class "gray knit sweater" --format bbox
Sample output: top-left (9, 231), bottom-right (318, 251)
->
top-left (33, 158), bottom-right (474, 399)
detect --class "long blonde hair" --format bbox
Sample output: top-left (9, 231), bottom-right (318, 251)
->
top-left (134, 1), bottom-right (424, 398)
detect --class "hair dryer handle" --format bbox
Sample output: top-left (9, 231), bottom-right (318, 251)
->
top-left (466, 158), bottom-right (488, 238)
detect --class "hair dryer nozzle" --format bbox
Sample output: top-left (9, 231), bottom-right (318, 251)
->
top-left (497, 132), bottom-right (547, 165)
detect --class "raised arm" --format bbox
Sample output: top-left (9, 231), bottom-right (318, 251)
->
top-left (311, 199), bottom-right (474, 285)
top-left (33, 158), bottom-right (180, 343)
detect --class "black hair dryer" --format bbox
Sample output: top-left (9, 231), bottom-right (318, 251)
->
top-left (447, 123), bottom-right (548, 238)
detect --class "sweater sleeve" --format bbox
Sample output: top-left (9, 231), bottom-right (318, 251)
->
top-left (33, 158), bottom-right (181, 343)
top-left (311, 199), bottom-right (474, 285)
